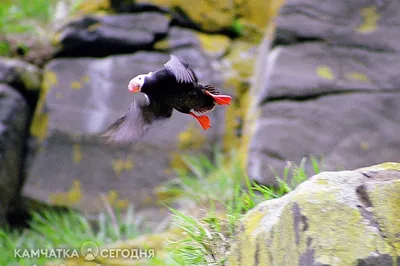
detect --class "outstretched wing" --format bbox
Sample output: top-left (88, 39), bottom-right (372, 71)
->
top-left (164, 55), bottom-right (198, 84)
top-left (101, 94), bottom-right (172, 145)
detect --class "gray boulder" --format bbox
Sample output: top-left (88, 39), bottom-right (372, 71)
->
top-left (54, 13), bottom-right (171, 57)
top-left (0, 57), bottom-right (41, 91)
top-left (24, 50), bottom-right (224, 213)
top-left (229, 163), bottom-right (400, 266)
top-left (0, 84), bottom-right (29, 225)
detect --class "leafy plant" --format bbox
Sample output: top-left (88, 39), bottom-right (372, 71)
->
top-left (231, 19), bottom-right (244, 36)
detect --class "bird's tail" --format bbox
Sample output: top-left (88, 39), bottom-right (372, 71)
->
top-left (203, 85), bottom-right (232, 105)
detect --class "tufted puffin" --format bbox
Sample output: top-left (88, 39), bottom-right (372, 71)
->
top-left (102, 55), bottom-right (232, 144)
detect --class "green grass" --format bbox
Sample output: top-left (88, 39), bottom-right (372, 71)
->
top-left (0, 0), bottom-right (56, 35)
top-left (1, 151), bottom-right (322, 266)
top-left (157, 150), bottom-right (322, 266)
top-left (0, 205), bottom-right (142, 266)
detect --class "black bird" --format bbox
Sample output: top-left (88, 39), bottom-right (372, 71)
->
top-left (102, 55), bottom-right (231, 144)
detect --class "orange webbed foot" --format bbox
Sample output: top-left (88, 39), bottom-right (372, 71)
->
top-left (204, 91), bottom-right (232, 105)
top-left (189, 112), bottom-right (211, 130)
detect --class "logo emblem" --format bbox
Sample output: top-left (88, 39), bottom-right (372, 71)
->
top-left (80, 241), bottom-right (99, 261)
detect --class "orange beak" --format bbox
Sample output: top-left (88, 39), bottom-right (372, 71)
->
top-left (128, 81), bottom-right (140, 93)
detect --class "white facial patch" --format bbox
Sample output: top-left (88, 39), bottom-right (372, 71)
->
top-left (132, 74), bottom-right (146, 87)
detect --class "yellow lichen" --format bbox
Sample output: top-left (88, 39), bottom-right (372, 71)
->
top-left (367, 181), bottom-right (400, 253)
top-left (169, 152), bottom-right (189, 174)
top-left (30, 70), bottom-right (58, 141)
top-left (378, 162), bottom-right (400, 171)
top-left (112, 157), bottom-right (134, 177)
top-left (82, 75), bottom-right (90, 82)
top-left (48, 180), bottom-right (82, 206)
top-left (315, 179), bottom-right (329, 186)
top-left (316, 66), bottom-right (335, 80)
top-left (196, 32), bottom-right (231, 56)
top-left (105, 190), bottom-right (129, 209)
top-left (346, 72), bottom-right (370, 82)
top-left (87, 22), bottom-right (102, 32)
top-left (356, 6), bottom-right (380, 33)
top-left (73, 144), bottom-right (82, 164)
top-left (55, 92), bottom-right (63, 99)
top-left (360, 142), bottom-right (369, 151)
top-left (359, 162), bottom-right (400, 172)
top-left (230, 174), bottom-right (400, 265)
top-left (220, 40), bottom-right (257, 157)
top-left (71, 81), bottom-right (82, 89)
top-left (178, 123), bottom-right (206, 150)
top-left (153, 39), bottom-right (170, 50)
top-left (235, 0), bottom-right (284, 30)
top-left (75, 0), bottom-right (110, 14)
top-left (137, 0), bottom-right (235, 31)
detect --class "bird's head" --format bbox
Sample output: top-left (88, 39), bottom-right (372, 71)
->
top-left (128, 74), bottom-right (146, 93)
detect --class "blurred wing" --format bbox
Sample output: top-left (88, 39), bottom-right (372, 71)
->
top-left (164, 55), bottom-right (198, 84)
top-left (101, 94), bottom-right (173, 145)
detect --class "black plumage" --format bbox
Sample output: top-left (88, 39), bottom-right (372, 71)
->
top-left (102, 55), bottom-right (231, 144)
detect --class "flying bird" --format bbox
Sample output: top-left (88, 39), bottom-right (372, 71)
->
top-left (102, 55), bottom-right (232, 144)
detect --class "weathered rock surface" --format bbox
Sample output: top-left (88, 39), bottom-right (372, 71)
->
top-left (0, 57), bottom-right (41, 91)
top-left (230, 163), bottom-right (400, 266)
top-left (54, 12), bottom-right (171, 57)
top-left (0, 84), bottom-right (29, 225)
top-left (24, 49), bottom-right (224, 213)
top-left (248, 92), bottom-right (400, 184)
top-left (275, 0), bottom-right (400, 52)
top-left (245, 0), bottom-right (400, 184)
top-left (261, 43), bottom-right (400, 100)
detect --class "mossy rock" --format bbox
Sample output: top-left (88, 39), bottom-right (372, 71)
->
top-left (196, 32), bottom-right (231, 58)
top-left (137, 0), bottom-right (236, 32)
top-left (75, 0), bottom-right (111, 14)
top-left (229, 163), bottom-right (400, 266)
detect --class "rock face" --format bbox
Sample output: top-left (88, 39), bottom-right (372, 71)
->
top-left (24, 49), bottom-right (224, 213)
top-left (0, 84), bottom-right (29, 225)
top-left (229, 163), bottom-right (400, 266)
top-left (245, 0), bottom-right (400, 184)
top-left (54, 12), bottom-right (171, 57)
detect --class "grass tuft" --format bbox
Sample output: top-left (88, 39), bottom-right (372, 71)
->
top-left (160, 149), bottom-right (321, 265)
top-left (0, 205), bottom-right (142, 265)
